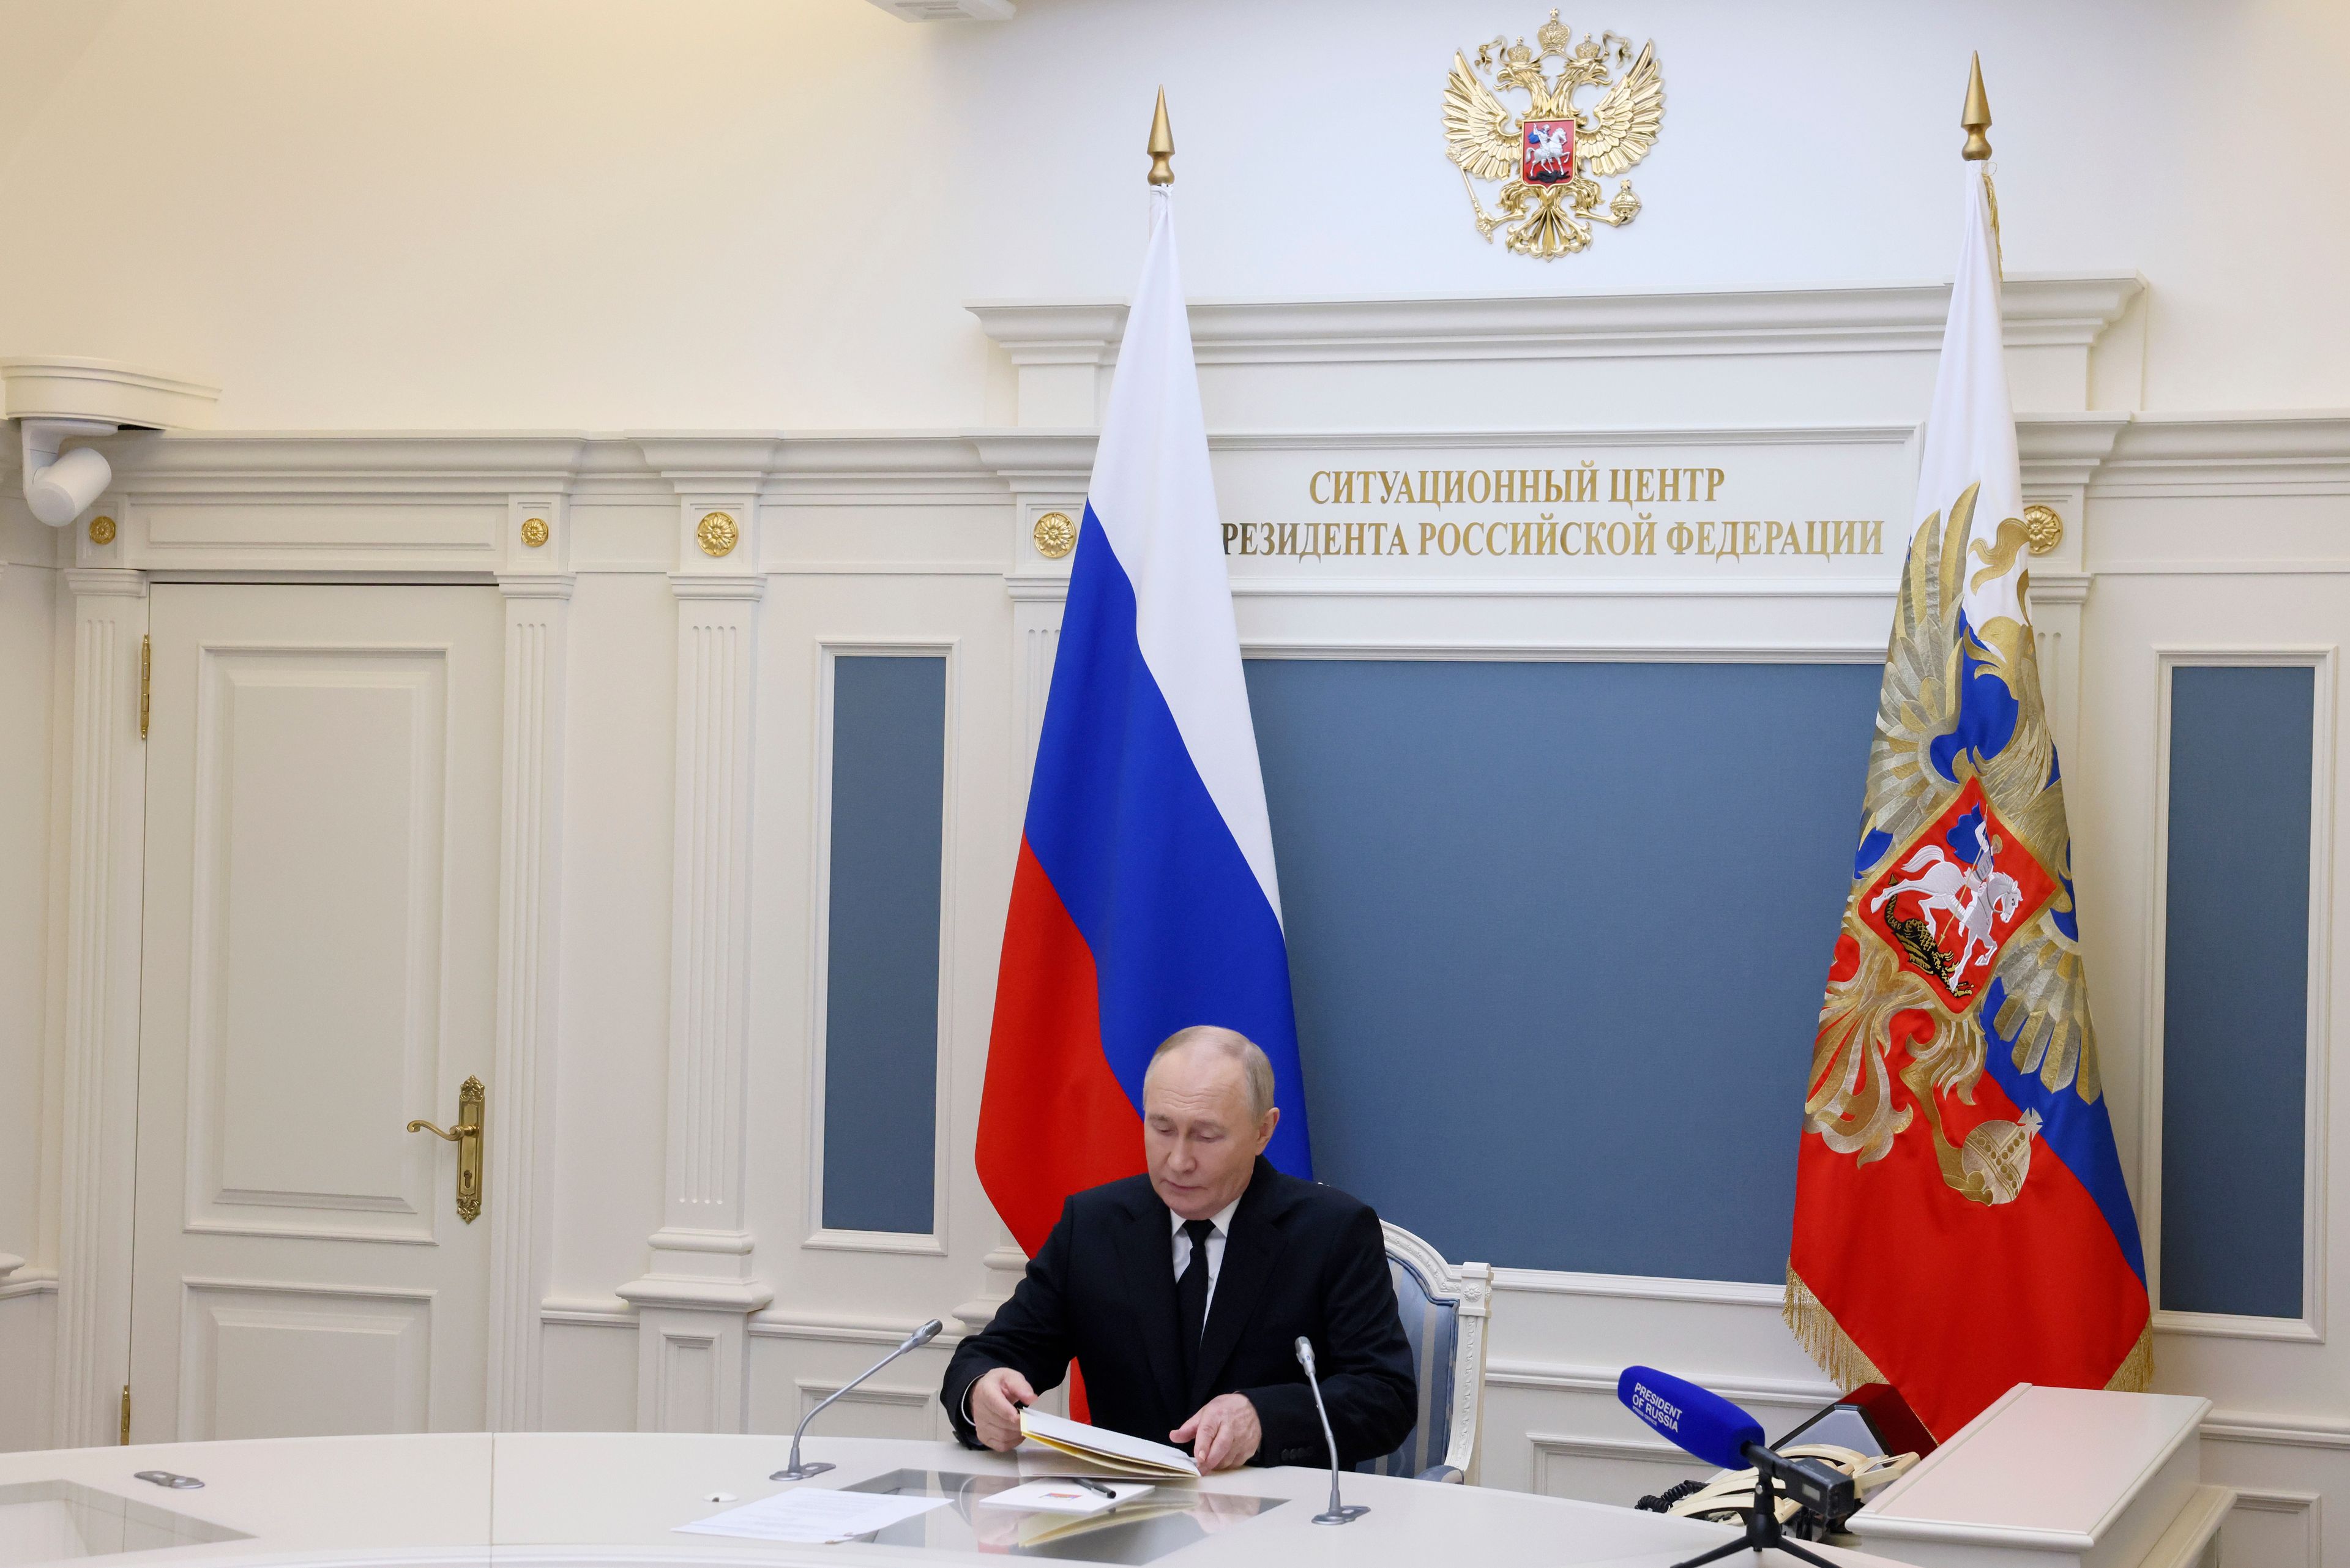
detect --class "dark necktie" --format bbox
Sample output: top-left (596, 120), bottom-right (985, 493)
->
top-left (1176, 1219), bottom-right (1216, 1386)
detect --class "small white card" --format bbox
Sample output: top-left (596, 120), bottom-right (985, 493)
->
top-left (675, 1487), bottom-right (951, 1544)
top-left (979, 1479), bottom-right (1157, 1517)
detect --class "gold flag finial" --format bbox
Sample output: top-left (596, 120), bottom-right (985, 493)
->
top-left (1961, 52), bottom-right (1993, 161)
top-left (1146, 86), bottom-right (1174, 186)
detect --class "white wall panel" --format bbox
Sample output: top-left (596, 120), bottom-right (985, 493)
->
top-left (184, 648), bottom-right (449, 1242)
top-left (177, 1281), bottom-right (432, 1441)
top-left (0, 1289), bottom-right (57, 1453)
top-left (742, 567), bottom-right (1013, 1329)
top-left (745, 1329), bottom-right (963, 1446)
top-left (537, 1320), bottom-right (637, 1434)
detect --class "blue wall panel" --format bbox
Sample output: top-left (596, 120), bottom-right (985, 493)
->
top-left (1244, 659), bottom-right (1881, 1282)
top-left (821, 655), bottom-right (947, 1235)
top-left (2159, 663), bottom-right (2314, 1318)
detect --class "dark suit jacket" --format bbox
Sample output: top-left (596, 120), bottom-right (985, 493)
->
top-left (942, 1158), bottom-right (1415, 1468)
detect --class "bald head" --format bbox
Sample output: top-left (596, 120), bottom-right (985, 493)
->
top-left (1141, 1027), bottom-right (1280, 1220)
top-left (1147, 1026), bottom-right (1277, 1122)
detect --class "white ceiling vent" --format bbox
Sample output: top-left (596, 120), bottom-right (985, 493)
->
top-left (865, 0), bottom-right (1013, 19)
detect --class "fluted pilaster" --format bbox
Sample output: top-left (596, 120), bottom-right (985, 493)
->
top-left (487, 566), bottom-right (572, 1431)
top-left (52, 568), bottom-right (147, 1447)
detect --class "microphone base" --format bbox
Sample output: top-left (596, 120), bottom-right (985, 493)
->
top-left (769, 1462), bottom-right (836, 1482)
top-left (1311, 1506), bottom-right (1369, 1526)
top-left (1669, 1540), bottom-right (1834, 1568)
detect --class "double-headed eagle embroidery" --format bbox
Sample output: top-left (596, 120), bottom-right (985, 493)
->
top-left (1808, 487), bottom-right (2100, 1209)
top-left (1443, 10), bottom-right (1663, 258)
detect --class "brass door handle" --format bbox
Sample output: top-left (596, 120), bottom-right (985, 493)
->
top-left (406, 1075), bottom-right (485, 1223)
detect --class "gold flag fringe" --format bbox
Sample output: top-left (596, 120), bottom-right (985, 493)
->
top-left (1786, 1266), bottom-right (2157, 1399)
top-left (1783, 1266), bottom-right (1886, 1391)
top-left (2105, 1320), bottom-right (2155, 1394)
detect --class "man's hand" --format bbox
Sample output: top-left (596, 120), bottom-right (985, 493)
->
top-left (969, 1367), bottom-right (1037, 1452)
top-left (1171, 1393), bottom-right (1261, 1472)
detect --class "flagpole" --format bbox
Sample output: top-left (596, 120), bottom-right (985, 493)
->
top-left (1147, 87), bottom-right (1175, 185)
top-left (1961, 53), bottom-right (2001, 274)
top-left (1961, 53), bottom-right (1992, 160)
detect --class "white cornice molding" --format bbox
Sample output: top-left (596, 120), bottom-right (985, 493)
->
top-left (865, 0), bottom-right (1013, 18)
top-left (964, 431), bottom-right (1098, 485)
top-left (1210, 423), bottom-right (1915, 451)
top-left (95, 431), bottom-right (591, 496)
top-left (611, 1274), bottom-right (773, 1313)
top-left (61, 411), bottom-right (2348, 518)
top-left (2016, 413), bottom-right (2132, 491)
top-left (2094, 412), bottom-right (2350, 495)
top-left (2027, 570), bottom-right (2092, 607)
top-left (1, 356), bottom-right (220, 428)
top-left (968, 274), bottom-right (2145, 369)
top-left (496, 573), bottom-right (577, 600)
top-left (767, 434), bottom-right (1003, 504)
top-left (630, 435), bottom-right (791, 489)
top-left (62, 567), bottom-right (148, 598)
top-left (666, 572), bottom-right (766, 600)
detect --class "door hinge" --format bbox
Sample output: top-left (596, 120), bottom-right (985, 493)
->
top-left (139, 635), bottom-right (151, 740)
top-left (119, 1384), bottom-right (131, 1446)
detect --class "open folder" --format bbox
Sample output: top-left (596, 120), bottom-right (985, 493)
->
top-left (1018, 1407), bottom-right (1201, 1479)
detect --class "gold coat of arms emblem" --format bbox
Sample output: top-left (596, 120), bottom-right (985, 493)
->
top-left (1444, 10), bottom-right (1663, 258)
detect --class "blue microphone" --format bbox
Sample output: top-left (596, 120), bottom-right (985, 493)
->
top-left (1617, 1365), bottom-right (1854, 1568)
top-left (1617, 1365), bottom-right (1764, 1470)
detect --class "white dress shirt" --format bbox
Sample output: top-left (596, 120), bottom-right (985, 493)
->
top-left (1171, 1196), bottom-right (1244, 1318)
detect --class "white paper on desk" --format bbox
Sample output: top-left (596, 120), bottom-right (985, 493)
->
top-left (978, 1479), bottom-right (1156, 1516)
top-left (674, 1488), bottom-right (950, 1543)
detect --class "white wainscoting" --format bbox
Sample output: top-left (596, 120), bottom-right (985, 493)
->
top-left (177, 1279), bottom-right (435, 1441)
top-left (1, 285), bottom-right (2344, 1564)
top-left (0, 1280), bottom-right (58, 1453)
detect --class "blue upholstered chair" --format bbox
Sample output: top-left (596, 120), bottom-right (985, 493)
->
top-left (1357, 1222), bottom-right (1491, 1484)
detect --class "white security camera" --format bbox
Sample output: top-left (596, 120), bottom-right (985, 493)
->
top-left (20, 418), bottom-right (117, 526)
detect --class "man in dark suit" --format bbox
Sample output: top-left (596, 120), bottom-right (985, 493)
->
top-left (942, 1026), bottom-right (1415, 1471)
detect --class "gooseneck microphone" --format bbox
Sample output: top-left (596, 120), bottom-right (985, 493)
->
top-left (1617, 1366), bottom-right (1851, 1568)
top-left (1294, 1337), bottom-right (1368, 1526)
top-left (772, 1318), bottom-right (944, 1481)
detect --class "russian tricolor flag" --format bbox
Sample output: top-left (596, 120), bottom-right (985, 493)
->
top-left (977, 185), bottom-right (1311, 1261)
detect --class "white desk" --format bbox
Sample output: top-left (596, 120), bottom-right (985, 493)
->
top-left (0, 1432), bottom-right (1912, 1568)
top-left (1848, 1386), bottom-right (2229, 1568)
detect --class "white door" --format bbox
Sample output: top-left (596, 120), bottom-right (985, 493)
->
top-left (129, 584), bottom-right (504, 1441)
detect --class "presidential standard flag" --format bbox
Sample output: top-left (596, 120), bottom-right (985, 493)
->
top-left (977, 183), bottom-right (1313, 1264)
top-left (1785, 160), bottom-right (2151, 1439)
